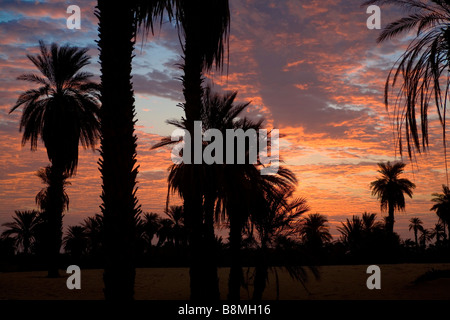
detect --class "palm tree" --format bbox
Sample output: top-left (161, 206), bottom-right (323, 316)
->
top-left (156, 219), bottom-right (175, 247)
top-left (9, 41), bottom-right (100, 277)
top-left (165, 206), bottom-right (186, 248)
top-left (370, 161), bottom-right (416, 234)
top-left (409, 217), bottom-right (424, 248)
top-left (419, 228), bottom-right (433, 248)
top-left (250, 187), bottom-right (313, 300)
top-left (95, 0), bottom-right (173, 300)
top-left (430, 184), bottom-right (450, 239)
top-left (35, 165), bottom-right (70, 275)
top-left (431, 223), bottom-right (446, 245)
top-left (298, 213), bottom-right (332, 251)
top-left (364, 0), bottom-right (450, 164)
top-left (1, 210), bottom-right (40, 255)
top-left (170, 0), bottom-right (230, 301)
top-left (139, 212), bottom-right (161, 248)
top-left (154, 87), bottom-right (296, 300)
top-left (63, 225), bottom-right (88, 261)
top-left (338, 215), bottom-right (365, 254)
top-left (82, 214), bottom-right (104, 257)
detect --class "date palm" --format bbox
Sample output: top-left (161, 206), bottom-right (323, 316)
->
top-left (419, 228), bottom-right (433, 247)
top-left (9, 41), bottom-right (100, 277)
top-left (63, 225), bottom-right (88, 261)
top-left (338, 215), bottom-right (365, 253)
top-left (431, 222), bottom-right (446, 244)
top-left (170, 0), bottom-right (230, 300)
top-left (430, 184), bottom-right (450, 238)
top-left (409, 217), bottom-right (424, 248)
top-left (155, 86), bottom-right (295, 300)
top-left (95, 0), bottom-right (173, 299)
top-left (365, 0), bottom-right (450, 165)
top-left (250, 187), bottom-right (313, 300)
top-left (1, 210), bottom-right (40, 255)
top-left (370, 161), bottom-right (416, 234)
top-left (298, 213), bottom-right (332, 251)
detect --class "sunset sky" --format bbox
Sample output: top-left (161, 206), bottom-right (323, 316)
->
top-left (1, 0), bottom-right (448, 240)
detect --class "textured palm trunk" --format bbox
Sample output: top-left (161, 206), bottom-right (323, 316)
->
top-left (97, 0), bottom-right (140, 300)
top-left (387, 202), bottom-right (395, 234)
top-left (46, 164), bottom-right (64, 278)
top-left (182, 12), bottom-right (220, 300)
top-left (228, 207), bottom-right (243, 301)
top-left (204, 191), bottom-right (220, 299)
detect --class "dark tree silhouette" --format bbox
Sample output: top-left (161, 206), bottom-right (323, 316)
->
top-left (409, 217), bottom-right (424, 249)
top-left (171, 0), bottom-right (230, 301)
top-left (370, 161), bottom-right (416, 234)
top-left (431, 184), bottom-right (450, 239)
top-left (35, 165), bottom-right (70, 273)
top-left (165, 206), bottom-right (186, 248)
top-left (419, 228), bottom-right (433, 248)
top-left (338, 215), bottom-right (365, 254)
top-left (63, 225), bottom-right (88, 261)
top-left (1, 210), bottom-right (40, 255)
top-left (365, 0), bottom-right (450, 165)
top-left (82, 214), bottom-right (104, 257)
top-left (431, 223), bottom-right (446, 245)
top-left (95, 0), bottom-right (171, 300)
top-left (155, 86), bottom-right (296, 300)
top-left (139, 212), bottom-right (161, 249)
top-left (9, 41), bottom-right (99, 277)
top-left (298, 213), bottom-right (332, 251)
top-left (250, 187), bottom-right (314, 300)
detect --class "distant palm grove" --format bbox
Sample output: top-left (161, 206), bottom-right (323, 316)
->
top-left (2, 0), bottom-right (450, 301)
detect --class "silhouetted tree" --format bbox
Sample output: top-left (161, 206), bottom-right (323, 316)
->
top-left (63, 225), bottom-right (88, 261)
top-left (9, 41), bottom-right (100, 277)
top-left (95, 0), bottom-right (172, 300)
top-left (431, 185), bottom-right (450, 239)
top-left (431, 223), bottom-right (446, 245)
top-left (338, 215), bottom-right (365, 254)
top-left (365, 0), bottom-right (450, 164)
top-left (419, 228), bottom-right (433, 248)
top-left (172, 0), bottom-right (230, 301)
top-left (250, 187), bottom-right (313, 300)
top-left (1, 210), bottom-right (40, 255)
top-left (409, 217), bottom-right (424, 249)
top-left (82, 214), bottom-right (104, 257)
top-left (165, 206), bottom-right (186, 248)
top-left (139, 212), bottom-right (161, 249)
top-left (298, 213), bottom-right (332, 252)
top-left (370, 161), bottom-right (416, 234)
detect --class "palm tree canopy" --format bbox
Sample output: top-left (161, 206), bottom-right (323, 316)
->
top-left (364, 0), bottom-right (450, 158)
top-left (173, 0), bottom-right (230, 71)
top-left (299, 213), bottom-right (332, 246)
top-left (10, 40), bottom-right (100, 176)
top-left (370, 161), bottom-right (416, 212)
top-left (409, 217), bottom-right (424, 232)
top-left (1, 210), bottom-right (41, 254)
top-left (430, 184), bottom-right (450, 222)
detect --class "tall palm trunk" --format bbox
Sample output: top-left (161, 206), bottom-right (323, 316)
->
top-left (182, 14), bottom-right (219, 301)
top-left (204, 191), bottom-right (220, 299)
top-left (97, 0), bottom-right (140, 300)
top-left (45, 164), bottom-right (65, 278)
top-left (387, 201), bottom-right (395, 234)
top-left (228, 205), bottom-right (243, 300)
top-left (414, 229), bottom-right (419, 248)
